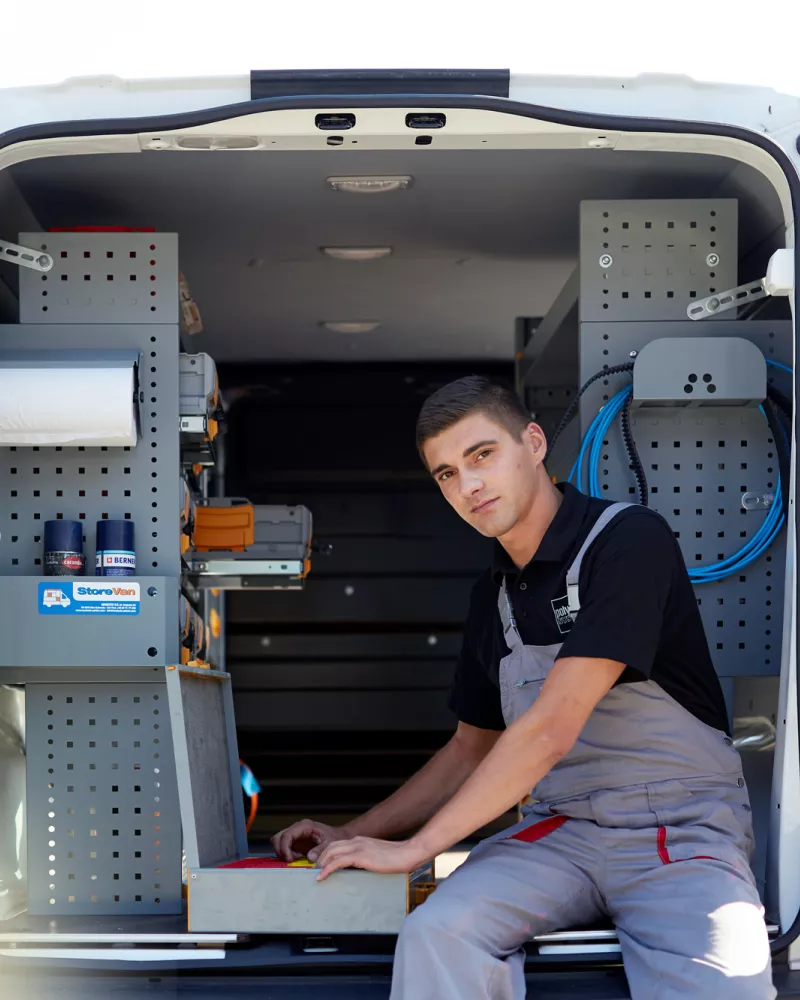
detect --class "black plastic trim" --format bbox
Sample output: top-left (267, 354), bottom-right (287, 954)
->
top-left (314, 112), bottom-right (356, 131)
top-left (250, 69), bottom-right (509, 100)
top-left (1, 86), bottom-right (799, 953)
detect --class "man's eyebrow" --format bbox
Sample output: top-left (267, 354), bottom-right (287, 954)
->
top-left (463, 439), bottom-right (499, 458)
top-left (429, 439), bottom-right (499, 479)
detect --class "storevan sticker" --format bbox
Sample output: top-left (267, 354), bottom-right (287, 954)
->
top-left (38, 582), bottom-right (140, 616)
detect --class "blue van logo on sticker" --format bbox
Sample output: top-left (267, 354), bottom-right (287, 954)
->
top-left (41, 587), bottom-right (72, 609)
top-left (38, 581), bottom-right (140, 616)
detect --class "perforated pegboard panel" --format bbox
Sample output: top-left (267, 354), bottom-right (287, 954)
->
top-left (580, 200), bottom-right (738, 322)
top-left (26, 681), bottom-right (182, 916)
top-left (580, 321), bottom-right (791, 679)
top-left (524, 386), bottom-right (574, 435)
top-left (18, 233), bottom-right (179, 325)
top-left (0, 324), bottom-right (180, 577)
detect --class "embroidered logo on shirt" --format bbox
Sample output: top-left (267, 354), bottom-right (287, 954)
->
top-left (551, 594), bottom-right (573, 634)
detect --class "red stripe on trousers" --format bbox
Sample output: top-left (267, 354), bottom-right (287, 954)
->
top-left (657, 826), bottom-right (719, 864)
top-left (510, 814), bottom-right (569, 843)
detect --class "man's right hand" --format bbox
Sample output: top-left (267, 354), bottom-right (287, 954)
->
top-left (270, 819), bottom-right (354, 863)
top-left (269, 724), bottom-right (500, 864)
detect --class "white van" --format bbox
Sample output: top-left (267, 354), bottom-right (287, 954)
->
top-left (41, 588), bottom-right (70, 608)
top-left (0, 69), bottom-right (799, 997)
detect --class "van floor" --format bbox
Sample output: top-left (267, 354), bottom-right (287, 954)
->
top-left (5, 968), bottom-right (800, 999)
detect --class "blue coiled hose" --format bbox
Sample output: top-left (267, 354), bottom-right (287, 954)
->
top-left (569, 360), bottom-right (790, 583)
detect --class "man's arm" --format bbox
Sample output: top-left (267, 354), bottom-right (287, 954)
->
top-left (407, 655), bottom-right (624, 858)
top-left (272, 721), bottom-right (501, 862)
top-left (315, 655), bottom-right (624, 878)
top-left (327, 723), bottom-right (501, 842)
top-left (274, 572), bottom-right (504, 862)
top-left (316, 510), bottom-right (674, 878)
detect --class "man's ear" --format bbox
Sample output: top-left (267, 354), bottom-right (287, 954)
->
top-left (525, 422), bottom-right (548, 465)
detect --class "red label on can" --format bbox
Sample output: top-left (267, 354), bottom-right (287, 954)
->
top-left (62, 554), bottom-right (84, 570)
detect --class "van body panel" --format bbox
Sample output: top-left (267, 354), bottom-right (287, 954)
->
top-left (1, 71), bottom-right (800, 138)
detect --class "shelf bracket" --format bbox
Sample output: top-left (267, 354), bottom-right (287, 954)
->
top-left (687, 249), bottom-right (794, 321)
top-left (0, 239), bottom-right (53, 273)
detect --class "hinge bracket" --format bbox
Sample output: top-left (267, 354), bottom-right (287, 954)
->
top-left (687, 249), bottom-right (794, 321)
top-left (687, 280), bottom-right (767, 320)
top-left (0, 239), bottom-right (53, 272)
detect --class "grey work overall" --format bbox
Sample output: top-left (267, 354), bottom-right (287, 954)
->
top-left (391, 504), bottom-right (774, 1000)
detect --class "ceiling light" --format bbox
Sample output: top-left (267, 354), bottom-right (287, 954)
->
top-left (326, 176), bottom-right (413, 195)
top-left (321, 246), bottom-right (393, 261)
top-left (321, 321), bottom-right (381, 334)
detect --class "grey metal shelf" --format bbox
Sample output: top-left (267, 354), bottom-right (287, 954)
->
top-left (0, 576), bottom-right (179, 668)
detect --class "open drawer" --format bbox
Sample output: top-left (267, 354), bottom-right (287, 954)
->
top-left (165, 664), bottom-right (435, 934)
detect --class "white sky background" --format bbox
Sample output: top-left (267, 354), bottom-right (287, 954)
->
top-left (3, 0), bottom-right (800, 96)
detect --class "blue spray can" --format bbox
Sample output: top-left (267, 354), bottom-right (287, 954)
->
top-left (95, 520), bottom-right (136, 577)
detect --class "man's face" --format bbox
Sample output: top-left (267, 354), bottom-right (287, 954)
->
top-left (423, 411), bottom-right (546, 538)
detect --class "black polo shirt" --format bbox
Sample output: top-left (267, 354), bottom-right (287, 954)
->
top-left (449, 482), bottom-right (730, 736)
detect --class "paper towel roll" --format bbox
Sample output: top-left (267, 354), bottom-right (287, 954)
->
top-left (0, 366), bottom-right (138, 446)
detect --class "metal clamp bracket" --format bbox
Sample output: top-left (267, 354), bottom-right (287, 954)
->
top-left (0, 239), bottom-right (53, 272)
top-left (687, 249), bottom-right (794, 321)
top-left (687, 280), bottom-right (767, 320)
top-left (741, 492), bottom-right (776, 511)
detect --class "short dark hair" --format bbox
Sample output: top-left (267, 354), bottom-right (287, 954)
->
top-left (415, 375), bottom-right (532, 465)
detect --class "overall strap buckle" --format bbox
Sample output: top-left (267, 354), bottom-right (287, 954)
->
top-left (565, 502), bottom-right (633, 619)
top-left (497, 578), bottom-right (522, 645)
top-left (566, 582), bottom-right (581, 621)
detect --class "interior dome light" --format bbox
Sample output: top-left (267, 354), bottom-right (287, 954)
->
top-left (321, 247), bottom-right (393, 261)
top-left (321, 321), bottom-right (381, 334)
top-left (326, 176), bottom-right (412, 194)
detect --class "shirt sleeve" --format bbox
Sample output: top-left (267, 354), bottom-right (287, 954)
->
top-left (447, 574), bottom-right (506, 731)
top-left (556, 508), bottom-right (678, 677)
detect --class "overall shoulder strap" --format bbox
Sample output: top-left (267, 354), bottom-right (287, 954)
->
top-left (566, 502), bottom-right (634, 620)
top-left (497, 578), bottom-right (523, 650)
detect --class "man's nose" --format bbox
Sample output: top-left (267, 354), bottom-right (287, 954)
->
top-left (459, 470), bottom-right (484, 499)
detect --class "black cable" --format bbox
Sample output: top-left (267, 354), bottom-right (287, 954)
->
top-left (764, 395), bottom-right (790, 515)
top-left (547, 362), bottom-right (635, 459)
top-left (770, 540), bottom-right (800, 958)
top-left (620, 395), bottom-right (649, 506)
top-left (769, 394), bottom-right (800, 956)
top-left (767, 384), bottom-right (793, 426)
top-left (772, 912), bottom-right (800, 957)
top-left (761, 390), bottom-right (796, 954)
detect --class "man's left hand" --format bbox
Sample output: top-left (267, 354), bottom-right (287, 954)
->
top-left (314, 836), bottom-right (427, 882)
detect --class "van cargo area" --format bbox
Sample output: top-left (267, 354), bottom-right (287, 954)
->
top-left (0, 100), bottom-right (798, 997)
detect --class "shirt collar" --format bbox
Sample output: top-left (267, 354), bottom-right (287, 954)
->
top-left (491, 482), bottom-right (590, 581)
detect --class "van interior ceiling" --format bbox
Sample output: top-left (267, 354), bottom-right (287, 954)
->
top-left (0, 134), bottom-right (793, 951)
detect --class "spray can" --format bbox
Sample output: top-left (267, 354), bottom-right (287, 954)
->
top-left (43, 520), bottom-right (85, 576)
top-left (95, 520), bottom-right (136, 577)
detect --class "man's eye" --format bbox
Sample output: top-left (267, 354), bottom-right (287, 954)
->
top-left (476, 450), bottom-right (492, 461)
top-left (438, 470), bottom-right (453, 483)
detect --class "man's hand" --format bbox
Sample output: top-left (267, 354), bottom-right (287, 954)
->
top-left (271, 819), bottom-right (353, 862)
top-left (314, 836), bottom-right (427, 882)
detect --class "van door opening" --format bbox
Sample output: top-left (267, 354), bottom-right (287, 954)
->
top-left (0, 90), bottom-right (797, 993)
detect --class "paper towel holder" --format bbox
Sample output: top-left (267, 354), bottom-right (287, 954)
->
top-left (0, 349), bottom-right (143, 445)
